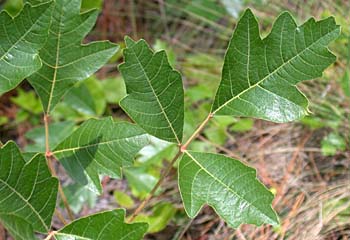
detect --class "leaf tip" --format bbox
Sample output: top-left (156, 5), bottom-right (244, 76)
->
top-left (243, 8), bottom-right (254, 16)
top-left (124, 36), bottom-right (136, 47)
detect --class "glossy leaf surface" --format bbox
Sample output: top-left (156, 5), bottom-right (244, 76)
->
top-left (0, 2), bottom-right (53, 95)
top-left (0, 141), bottom-right (58, 235)
top-left (178, 151), bottom-right (278, 227)
top-left (212, 9), bottom-right (340, 122)
top-left (119, 37), bottom-right (184, 144)
top-left (54, 118), bottom-right (148, 194)
top-left (28, 0), bottom-right (118, 113)
top-left (55, 209), bottom-right (148, 240)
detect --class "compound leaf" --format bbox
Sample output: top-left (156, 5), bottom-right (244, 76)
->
top-left (212, 9), bottom-right (340, 122)
top-left (178, 151), bottom-right (278, 227)
top-left (54, 209), bottom-right (148, 240)
top-left (0, 2), bottom-right (53, 95)
top-left (0, 141), bottom-right (58, 236)
top-left (119, 37), bottom-right (184, 144)
top-left (53, 118), bottom-right (149, 194)
top-left (28, 0), bottom-right (119, 113)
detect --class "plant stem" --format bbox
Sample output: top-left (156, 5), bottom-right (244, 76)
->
top-left (128, 149), bottom-right (183, 223)
top-left (181, 113), bottom-right (213, 152)
top-left (129, 113), bottom-right (214, 221)
top-left (44, 231), bottom-right (57, 240)
top-left (55, 209), bottom-right (67, 225)
top-left (0, 223), bottom-right (5, 240)
top-left (44, 114), bottom-right (74, 221)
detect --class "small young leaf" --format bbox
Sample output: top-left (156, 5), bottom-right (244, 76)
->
top-left (178, 151), bottom-right (278, 227)
top-left (0, 141), bottom-right (58, 234)
top-left (119, 37), bottom-right (184, 144)
top-left (321, 132), bottom-right (346, 156)
top-left (0, 2), bottom-right (53, 95)
top-left (53, 118), bottom-right (148, 194)
top-left (11, 89), bottom-right (43, 114)
top-left (114, 191), bottom-right (135, 209)
top-left (124, 167), bottom-right (158, 199)
top-left (28, 0), bottom-right (119, 113)
top-left (134, 202), bottom-right (177, 233)
top-left (212, 9), bottom-right (340, 122)
top-left (54, 209), bottom-right (148, 240)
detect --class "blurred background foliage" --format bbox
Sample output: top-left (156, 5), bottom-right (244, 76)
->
top-left (0, 0), bottom-right (349, 239)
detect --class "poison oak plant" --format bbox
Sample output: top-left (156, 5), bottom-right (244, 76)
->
top-left (0, 0), bottom-right (340, 239)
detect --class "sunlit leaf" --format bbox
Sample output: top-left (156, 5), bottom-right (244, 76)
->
top-left (54, 118), bottom-right (149, 194)
top-left (54, 209), bottom-right (147, 240)
top-left (179, 151), bottom-right (278, 227)
top-left (212, 9), bottom-right (340, 122)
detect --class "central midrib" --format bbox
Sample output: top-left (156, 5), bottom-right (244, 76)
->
top-left (46, 6), bottom-right (64, 113)
top-left (212, 28), bottom-right (338, 115)
top-left (53, 135), bottom-right (146, 154)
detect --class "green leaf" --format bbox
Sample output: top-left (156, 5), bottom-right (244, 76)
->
top-left (212, 9), bottom-right (340, 122)
top-left (100, 77), bottom-right (126, 104)
top-left (24, 0), bottom-right (44, 5)
top-left (81, 0), bottom-right (103, 11)
top-left (153, 39), bottom-right (176, 67)
top-left (2, 0), bottom-right (24, 17)
top-left (0, 2), bottom-right (53, 95)
top-left (119, 37), bottom-right (184, 144)
top-left (84, 77), bottom-right (107, 115)
top-left (25, 121), bottom-right (75, 152)
top-left (178, 151), bottom-right (278, 227)
top-left (114, 191), bottom-right (135, 209)
top-left (0, 214), bottom-right (37, 240)
top-left (230, 118), bottom-right (254, 132)
top-left (321, 132), bottom-right (346, 156)
top-left (137, 136), bottom-right (177, 166)
top-left (62, 77), bottom-right (107, 117)
top-left (53, 118), bottom-right (149, 194)
top-left (11, 89), bottom-right (42, 114)
top-left (341, 69), bottom-right (350, 97)
top-left (134, 202), bottom-right (177, 233)
top-left (28, 0), bottom-right (119, 113)
top-left (54, 209), bottom-right (148, 240)
top-left (64, 81), bottom-right (97, 116)
top-left (124, 167), bottom-right (158, 199)
top-left (63, 183), bottom-right (97, 214)
top-left (0, 141), bottom-right (58, 234)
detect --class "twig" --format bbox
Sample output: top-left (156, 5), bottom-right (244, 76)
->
top-left (129, 113), bottom-right (215, 221)
top-left (44, 231), bottom-right (57, 240)
top-left (181, 113), bottom-right (213, 151)
top-left (44, 114), bottom-right (74, 221)
top-left (175, 218), bottom-right (194, 240)
top-left (129, 0), bottom-right (137, 39)
top-left (128, 149), bottom-right (183, 222)
top-left (0, 223), bottom-right (6, 240)
top-left (55, 209), bottom-right (67, 225)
